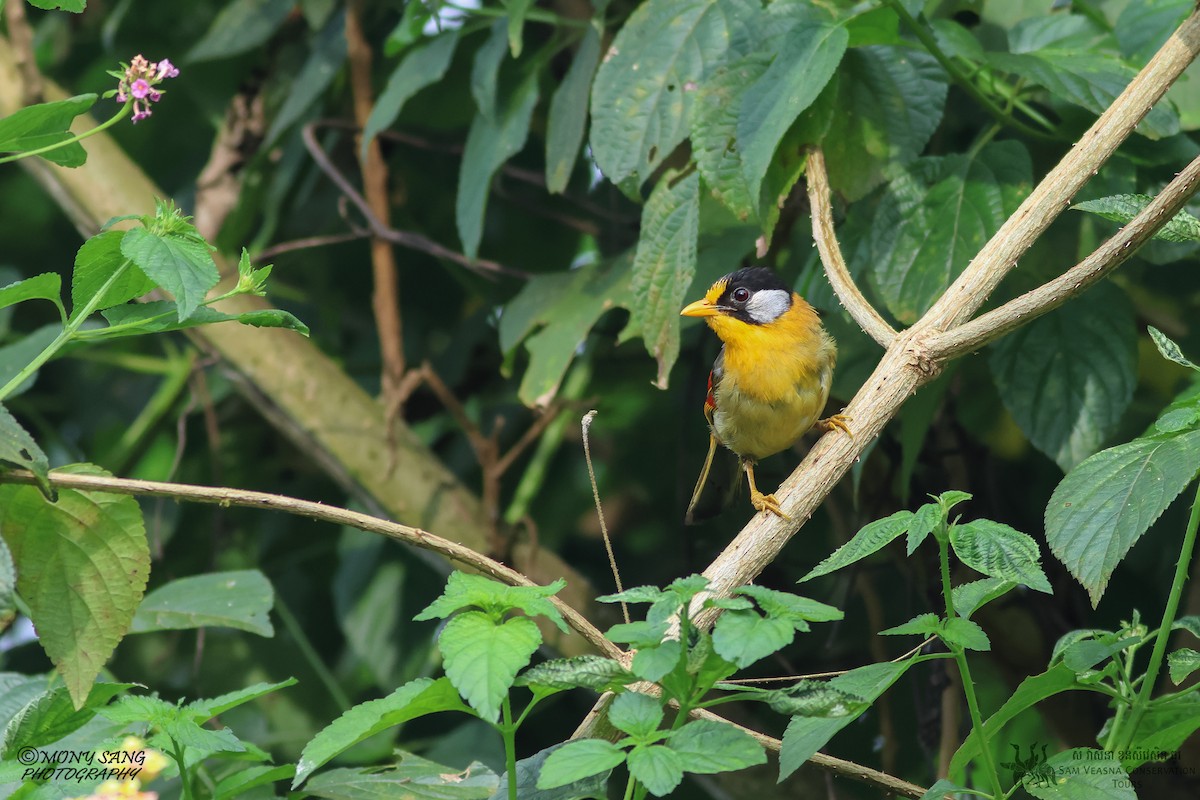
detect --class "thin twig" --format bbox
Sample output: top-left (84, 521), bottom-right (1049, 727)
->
top-left (582, 410), bottom-right (628, 624)
top-left (805, 147), bottom-right (897, 347)
top-left (255, 231), bottom-right (368, 261)
top-left (0, 468), bottom-right (622, 660)
top-left (719, 637), bottom-right (938, 684)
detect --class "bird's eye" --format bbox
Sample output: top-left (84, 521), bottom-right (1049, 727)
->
top-left (732, 287), bottom-right (750, 303)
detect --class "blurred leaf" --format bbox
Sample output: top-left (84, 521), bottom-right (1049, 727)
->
top-left (294, 678), bottom-right (471, 787)
top-left (1072, 193), bottom-right (1200, 242)
top-left (307, 760), bottom-right (499, 800)
top-left (755, 680), bottom-right (868, 718)
top-left (364, 31), bottom-right (460, 154)
top-left (0, 94), bottom-right (95, 167)
top-left (120, 228), bottom-right (219, 321)
top-left (627, 745), bottom-right (683, 796)
top-left (536, 739), bottom-right (625, 791)
top-left (1025, 749), bottom-right (1133, 799)
top-left (189, 678), bottom-right (297, 720)
top-left (950, 519), bottom-right (1053, 593)
top-left (0, 683), bottom-right (133, 756)
top-left (0, 325), bottom-right (60, 400)
top-left (72, 230), bottom-right (154, 313)
top-left (213, 764), bottom-right (297, 800)
top-left (0, 464), bottom-right (149, 708)
top-left (499, 743), bottom-right (612, 799)
top-left (0, 404), bottom-right (52, 499)
top-left (187, 0), bottom-right (296, 62)
top-left (1046, 429), bottom-right (1200, 606)
top-left (505, 0), bottom-right (533, 57)
top-left (265, 10), bottom-right (347, 144)
top-left (667, 719), bottom-right (765, 774)
top-left (456, 67), bottom-right (539, 260)
top-left (515, 656), bottom-right (635, 694)
top-left (471, 20), bottom-right (509, 121)
top-left (821, 46), bottom-right (947, 200)
top-left (0, 536), bottom-right (13, 632)
top-left (545, 26), bottom-right (600, 194)
top-left (990, 282), bottom-right (1136, 470)
top-left (799, 510), bottom-right (913, 582)
top-left (26, 0), bottom-right (87, 10)
top-left (95, 301), bottom-right (309, 340)
top-left (1115, 0), bottom-right (1192, 64)
top-left (131, 570), bottom-right (275, 636)
top-left (1121, 694), bottom-right (1200, 769)
top-left (1149, 326), bottom-right (1200, 372)
top-left (385, 0), bottom-right (437, 56)
top-left (437, 612), bottom-right (541, 723)
top-left (626, 170), bottom-right (700, 389)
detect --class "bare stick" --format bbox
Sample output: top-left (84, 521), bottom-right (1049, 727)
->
top-left (806, 147), bottom-right (896, 347)
top-left (582, 410), bottom-right (628, 624)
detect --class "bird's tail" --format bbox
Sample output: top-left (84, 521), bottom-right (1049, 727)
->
top-left (685, 434), bottom-right (740, 525)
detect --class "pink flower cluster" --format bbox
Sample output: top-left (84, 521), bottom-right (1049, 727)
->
top-left (115, 55), bottom-right (179, 123)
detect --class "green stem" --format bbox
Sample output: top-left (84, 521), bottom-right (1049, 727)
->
top-left (274, 595), bottom-right (352, 712)
top-left (72, 284), bottom-right (246, 343)
top-left (170, 741), bottom-right (192, 800)
top-left (1110, 478), bottom-right (1200, 752)
top-left (501, 697), bottom-right (519, 800)
top-left (939, 534), bottom-right (1003, 799)
top-left (0, 101), bottom-right (132, 166)
top-left (622, 773), bottom-right (637, 800)
top-left (0, 261), bottom-right (132, 403)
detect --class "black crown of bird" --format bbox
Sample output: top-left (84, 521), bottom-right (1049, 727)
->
top-left (680, 266), bottom-right (851, 522)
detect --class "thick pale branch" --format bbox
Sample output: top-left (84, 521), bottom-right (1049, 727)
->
top-left (929, 152), bottom-right (1200, 360)
top-left (805, 147), bottom-right (897, 347)
top-left (0, 469), bottom-right (622, 660)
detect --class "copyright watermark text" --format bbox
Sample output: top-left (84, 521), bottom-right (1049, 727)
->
top-left (16, 747), bottom-right (146, 782)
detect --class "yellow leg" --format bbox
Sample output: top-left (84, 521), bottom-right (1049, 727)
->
top-left (817, 413), bottom-right (853, 438)
top-left (744, 460), bottom-right (790, 519)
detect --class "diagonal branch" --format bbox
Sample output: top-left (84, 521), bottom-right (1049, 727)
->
top-left (805, 147), bottom-right (897, 347)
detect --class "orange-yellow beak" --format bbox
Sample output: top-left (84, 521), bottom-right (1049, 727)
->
top-left (680, 298), bottom-right (718, 318)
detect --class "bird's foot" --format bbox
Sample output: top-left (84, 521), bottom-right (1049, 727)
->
top-left (750, 490), bottom-right (790, 520)
top-left (817, 413), bottom-right (853, 438)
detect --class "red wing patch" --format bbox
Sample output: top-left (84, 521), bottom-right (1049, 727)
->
top-left (705, 370), bottom-right (717, 414)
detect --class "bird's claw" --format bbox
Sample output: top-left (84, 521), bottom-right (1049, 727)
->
top-left (818, 413), bottom-right (853, 439)
top-left (751, 490), bottom-right (791, 520)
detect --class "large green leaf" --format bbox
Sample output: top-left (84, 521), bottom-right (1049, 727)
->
top-left (364, 31), bottom-right (460, 153)
top-left (0, 273), bottom-right (62, 315)
top-left (1046, 429), bottom-right (1200, 606)
top-left (865, 140), bottom-right (1032, 324)
top-left (799, 510), bottom-right (913, 582)
top-left (471, 20), bottom-right (510, 122)
top-left (1121, 693), bottom-right (1200, 769)
top-left (120, 228), bottom-right (220, 321)
top-left (627, 744), bottom-right (683, 797)
top-left (187, 0), bottom-right (296, 62)
top-left (667, 720), bottom-right (765, 774)
top-left (589, 0), bottom-right (754, 189)
top-left (0, 94), bottom-right (96, 167)
top-left (536, 739), bottom-right (626, 791)
top-left (437, 611), bottom-right (541, 723)
top-left (71, 230), bottom-right (154, 313)
top-left (1025, 749), bottom-right (1133, 800)
top-left (949, 519), bottom-right (1053, 594)
top-left (131, 569), bottom-right (274, 636)
top-left (626, 170), bottom-right (700, 389)
top-left (456, 68), bottom-right (539, 260)
top-left (545, 26), bottom-right (600, 194)
top-left (821, 46), bottom-right (947, 200)
top-left (505, 743), bottom-right (614, 799)
top-left (990, 283), bottom-right (1136, 470)
top-left (0, 464), bottom-right (149, 708)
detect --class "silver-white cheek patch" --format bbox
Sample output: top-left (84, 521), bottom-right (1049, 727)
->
top-left (745, 289), bottom-right (791, 324)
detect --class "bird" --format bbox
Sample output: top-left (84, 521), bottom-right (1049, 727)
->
top-left (680, 267), bottom-right (849, 522)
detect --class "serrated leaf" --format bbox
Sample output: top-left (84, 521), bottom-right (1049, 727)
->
top-left (187, 0), bottom-right (295, 62)
top-left (757, 680), bottom-right (868, 718)
top-left (0, 683), bottom-right (133, 756)
top-left (800, 510), bottom-right (913, 582)
top-left (536, 739), bottom-right (626, 791)
top-left (120, 228), bottom-right (219, 321)
top-left (71, 230), bottom-right (154, 313)
top-left (1046, 429), bottom-right (1200, 606)
top-left (438, 611), bottom-right (541, 722)
top-left (736, 21), bottom-right (846, 204)
top-left (734, 585), bottom-right (843, 624)
top-left (414, 572), bottom-right (567, 632)
top-left (627, 744), bottom-right (682, 797)
top-left (950, 519), bottom-right (1052, 594)
top-left (595, 585), bottom-right (669, 605)
top-left (364, 32), bottom-right (460, 153)
top-left (265, 11), bottom-right (347, 144)
top-left (456, 67), bottom-right (539, 260)
top-left (952, 577), bottom-right (1017, 619)
top-left (0, 404), bottom-right (52, 499)
top-left (1149, 325), bottom-right (1200, 372)
top-left (712, 610), bottom-right (793, 668)
top-left (821, 46), bottom-right (947, 200)
top-left (907, 501), bottom-right (942, 555)
top-left (214, 764), bottom-right (296, 800)
top-left (545, 25), bottom-right (600, 194)
top-left (1025, 749), bottom-right (1134, 800)
top-left (1119, 693), bottom-right (1200, 768)
top-left (190, 678), bottom-right (297, 720)
top-left (589, 0), bottom-right (751, 188)
top-left (515, 656), bottom-right (635, 693)
top-left (495, 742), bottom-right (611, 800)
top-left (608, 691), bottom-right (662, 738)
top-left (293, 678), bottom-right (470, 787)
top-left (1168, 647), bottom-right (1200, 684)
top-left (0, 464), bottom-right (149, 708)
top-left (880, 613), bottom-right (941, 637)
top-left (0, 94), bottom-right (96, 167)
top-left (0, 274), bottom-right (61, 316)
top-left (1073, 194), bottom-right (1200, 242)
top-left (131, 570), bottom-right (274, 636)
top-left (626, 170), bottom-right (700, 389)
top-left (667, 719), bottom-right (765, 774)
top-left (305, 753), bottom-right (498, 800)
top-left (941, 617), bottom-right (991, 651)
top-left (631, 640), bottom-right (682, 683)
top-left (867, 141), bottom-right (1031, 324)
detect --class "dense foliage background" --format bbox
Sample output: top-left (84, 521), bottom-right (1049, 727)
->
top-left (4, 0), bottom-right (1200, 798)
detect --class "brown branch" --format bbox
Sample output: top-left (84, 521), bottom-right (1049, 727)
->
top-left (927, 151), bottom-right (1200, 360)
top-left (256, 231), bottom-right (370, 261)
top-left (3, 0), bottom-right (41, 105)
top-left (805, 147), bottom-right (897, 347)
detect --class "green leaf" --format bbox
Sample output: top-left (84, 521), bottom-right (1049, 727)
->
top-left (293, 678), bottom-right (470, 787)
top-left (736, 21), bottom-right (846, 204)
top-left (120, 228), bottom-right (219, 321)
top-left (26, 1), bottom-right (87, 11)
top-left (438, 611), bottom-right (541, 722)
top-left (630, 640), bottom-right (683, 683)
top-left (1149, 325), bottom-right (1200, 372)
top-left (0, 683), bottom-right (133, 756)
top-left (189, 678), bottom-right (297, 720)
top-left (779, 661), bottom-right (913, 779)
top-left (590, 0), bottom-right (751, 188)
top-left (456, 67), bottom-right (539, 260)
top-left (0, 464), bottom-right (149, 708)
top-left (505, 0), bottom-right (532, 57)
top-left (499, 256), bottom-right (633, 407)
top-left (1168, 648), bottom-right (1200, 683)
top-left (990, 283), bottom-right (1137, 470)
top-left (918, 779), bottom-right (981, 800)
top-left (1073, 194), bottom-right (1200, 242)
top-left (627, 744), bottom-right (683, 797)
top-left (536, 739), bottom-right (626, 790)
top-left (499, 743), bottom-right (612, 800)
top-left (364, 31), bottom-right (460, 154)
top-left (131, 570), bottom-right (274, 636)
top-left (821, 46), bottom-right (947, 200)
top-left (0, 536), bottom-right (14, 632)
top-left (264, 10), bottom-right (347, 144)
top-left (1120, 692), bottom-right (1200, 768)
top-left (1060, 636), bottom-right (1135, 673)
top-left (952, 577), bottom-right (1017, 619)
top-left (471, 20), bottom-right (510, 121)
top-left (164, 717), bottom-right (246, 759)
top-left (950, 519), bottom-right (1053, 594)
top-left (1024, 748), bottom-right (1134, 800)
top-left (0, 404), bottom-right (52, 500)
top-left (414, 572), bottom-right (567, 632)
top-left (213, 764), bottom-right (297, 800)
top-left (515, 656), bottom-right (635, 694)
top-left (941, 617), bottom-right (991, 651)
top-left (906, 501), bottom-right (942, 555)
top-left (880, 612), bottom-right (941, 638)
top-left (712, 608), bottom-right (793, 669)
top-left (0, 94), bottom-right (96, 167)
top-left (734, 585), bottom-right (843, 623)
top-left (608, 691), bottom-right (662, 739)
top-left (626, 170), bottom-right (700, 389)
top-left (667, 719), bottom-right (765, 774)
top-left (71, 230), bottom-right (154, 313)
top-left (187, 0), bottom-right (296, 62)
top-left (545, 26), bottom-right (600, 194)
top-left (866, 141), bottom-right (1032, 324)
top-left (1174, 615), bottom-right (1200, 639)
top-left (1046, 429), bottom-right (1200, 606)
top-left (96, 302), bottom-right (309, 340)
top-left (0, 274), bottom-right (61, 316)
top-left (753, 680), bottom-right (869, 718)
top-left (800, 510), bottom-right (913, 582)
top-left (305, 753), bottom-right (499, 800)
